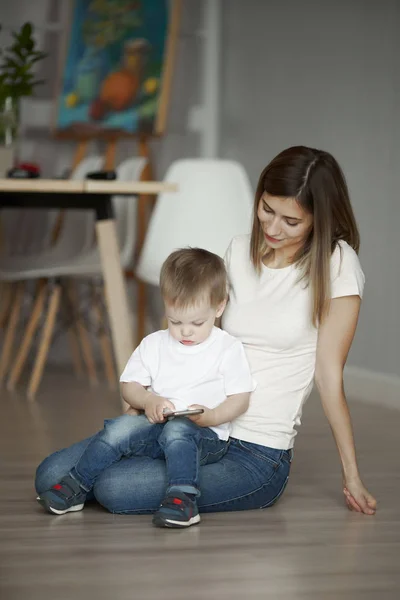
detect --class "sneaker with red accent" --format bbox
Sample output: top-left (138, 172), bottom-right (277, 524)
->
top-left (37, 475), bottom-right (86, 515)
top-left (152, 491), bottom-right (200, 528)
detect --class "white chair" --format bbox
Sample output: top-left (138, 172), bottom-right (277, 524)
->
top-left (0, 156), bottom-right (104, 385)
top-left (136, 159), bottom-right (254, 287)
top-left (0, 156), bottom-right (103, 268)
top-left (0, 155), bottom-right (103, 324)
top-left (0, 156), bottom-right (145, 399)
top-left (0, 208), bottom-right (58, 257)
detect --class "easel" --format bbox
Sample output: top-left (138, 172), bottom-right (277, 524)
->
top-left (30, 0), bottom-right (182, 390)
top-left (131, 137), bottom-right (156, 343)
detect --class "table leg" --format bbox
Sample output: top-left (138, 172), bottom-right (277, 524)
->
top-left (95, 217), bottom-right (132, 410)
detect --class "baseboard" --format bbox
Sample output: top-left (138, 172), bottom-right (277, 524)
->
top-left (344, 366), bottom-right (400, 410)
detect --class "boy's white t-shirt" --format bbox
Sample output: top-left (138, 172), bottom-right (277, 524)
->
top-left (120, 327), bottom-right (256, 440)
top-left (222, 234), bottom-right (365, 450)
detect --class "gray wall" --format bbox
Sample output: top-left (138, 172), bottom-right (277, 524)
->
top-left (3, 0), bottom-right (399, 377)
top-left (220, 0), bottom-right (400, 377)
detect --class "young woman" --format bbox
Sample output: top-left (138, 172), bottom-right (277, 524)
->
top-left (35, 146), bottom-right (376, 516)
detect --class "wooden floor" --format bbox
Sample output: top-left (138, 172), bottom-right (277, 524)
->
top-left (0, 368), bottom-right (399, 600)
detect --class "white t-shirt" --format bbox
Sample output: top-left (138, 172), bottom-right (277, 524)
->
top-left (120, 327), bottom-right (256, 440)
top-left (222, 234), bottom-right (365, 450)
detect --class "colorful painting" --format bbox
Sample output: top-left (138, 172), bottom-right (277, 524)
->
top-left (55, 0), bottom-right (180, 138)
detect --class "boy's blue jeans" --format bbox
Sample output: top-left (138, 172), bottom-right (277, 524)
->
top-left (69, 414), bottom-right (228, 497)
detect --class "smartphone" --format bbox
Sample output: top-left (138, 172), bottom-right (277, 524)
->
top-left (163, 408), bottom-right (204, 418)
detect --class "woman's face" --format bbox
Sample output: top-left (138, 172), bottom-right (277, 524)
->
top-left (257, 193), bottom-right (313, 257)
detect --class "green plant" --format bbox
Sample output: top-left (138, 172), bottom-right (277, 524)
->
top-left (0, 22), bottom-right (47, 104)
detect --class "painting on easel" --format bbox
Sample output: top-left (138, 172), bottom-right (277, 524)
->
top-left (54, 0), bottom-right (180, 138)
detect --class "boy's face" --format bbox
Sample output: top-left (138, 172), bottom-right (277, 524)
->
top-left (164, 299), bottom-right (226, 346)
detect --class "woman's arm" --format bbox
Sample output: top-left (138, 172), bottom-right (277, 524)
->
top-left (315, 295), bottom-right (377, 515)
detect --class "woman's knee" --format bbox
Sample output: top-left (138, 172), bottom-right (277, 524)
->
top-left (94, 456), bottom-right (168, 514)
top-left (34, 436), bottom-right (95, 494)
top-left (35, 451), bottom-right (68, 494)
top-left (93, 474), bottom-right (121, 513)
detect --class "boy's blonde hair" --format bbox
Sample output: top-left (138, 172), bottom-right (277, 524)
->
top-left (160, 248), bottom-right (228, 309)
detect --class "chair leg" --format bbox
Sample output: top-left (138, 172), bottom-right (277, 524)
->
top-left (0, 281), bottom-right (25, 384)
top-left (66, 281), bottom-right (98, 386)
top-left (27, 283), bottom-right (61, 401)
top-left (92, 282), bottom-right (117, 388)
top-left (7, 280), bottom-right (47, 391)
top-left (0, 282), bottom-right (14, 330)
top-left (66, 327), bottom-right (85, 379)
top-left (61, 282), bottom-right (84, 380)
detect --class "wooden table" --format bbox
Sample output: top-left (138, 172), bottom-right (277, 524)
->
top-left (0, 178), bottom-right (177, 384)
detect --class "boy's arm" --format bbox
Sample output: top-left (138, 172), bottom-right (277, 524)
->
top-left (189, 339), bottom-right (255, 427)
top-left (120, 382), bottom-right (175, 423)
top-left (120, 381), bottom-right (155, 410)
top-left (188, 392), bottom-right (250, 428)
top-left (120, 335), bottom-right (172, 419)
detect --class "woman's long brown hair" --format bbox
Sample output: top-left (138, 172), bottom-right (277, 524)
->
top-left (250, 146), bottom-right (360, 326)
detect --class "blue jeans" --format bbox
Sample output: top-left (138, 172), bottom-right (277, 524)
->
top-left (35, 433), bottom-right (292, 514)
top-left (68, 414), bottom-right (227, 496)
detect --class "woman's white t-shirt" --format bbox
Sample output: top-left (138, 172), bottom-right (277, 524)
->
top-left (222, 234), bottom-right (365, 450)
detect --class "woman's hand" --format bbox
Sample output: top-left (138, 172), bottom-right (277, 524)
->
top-left (343, 477), bottom-right (377, 515)
top-left (145, 395), bottom-right (175, 424)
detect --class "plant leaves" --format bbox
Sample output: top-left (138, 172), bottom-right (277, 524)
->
top-left (0, 21), bottom-right (47, 98)
top-left (21, 23), bottom-right (33, 40)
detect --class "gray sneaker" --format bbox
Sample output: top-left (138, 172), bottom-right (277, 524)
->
top-left (152, 491), bottom-right (201, 528)
top-left (37, 475), bottom-right (86, 515)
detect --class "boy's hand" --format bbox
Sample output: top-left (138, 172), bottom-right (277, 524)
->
top-left (145, 395), bottom-right (175, 424)
top-left (187, 404), bottom-right (215, 428)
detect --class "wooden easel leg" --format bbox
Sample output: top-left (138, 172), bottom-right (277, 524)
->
top-left (135, 137), bottom-right (154, 344)
top-left (72, 140), bottom-right (90, 171)
top-left (136, 277), bottom-right (147, 344)
top-left (51, 140), bottom-right (90, 245)
top-left (7, 280), bottom-right (47, 391)
top-left (104, 139), bottom-right (117, 171)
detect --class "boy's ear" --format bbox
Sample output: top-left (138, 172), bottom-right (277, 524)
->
top-left (215, 298), bottom-right (227, 318)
